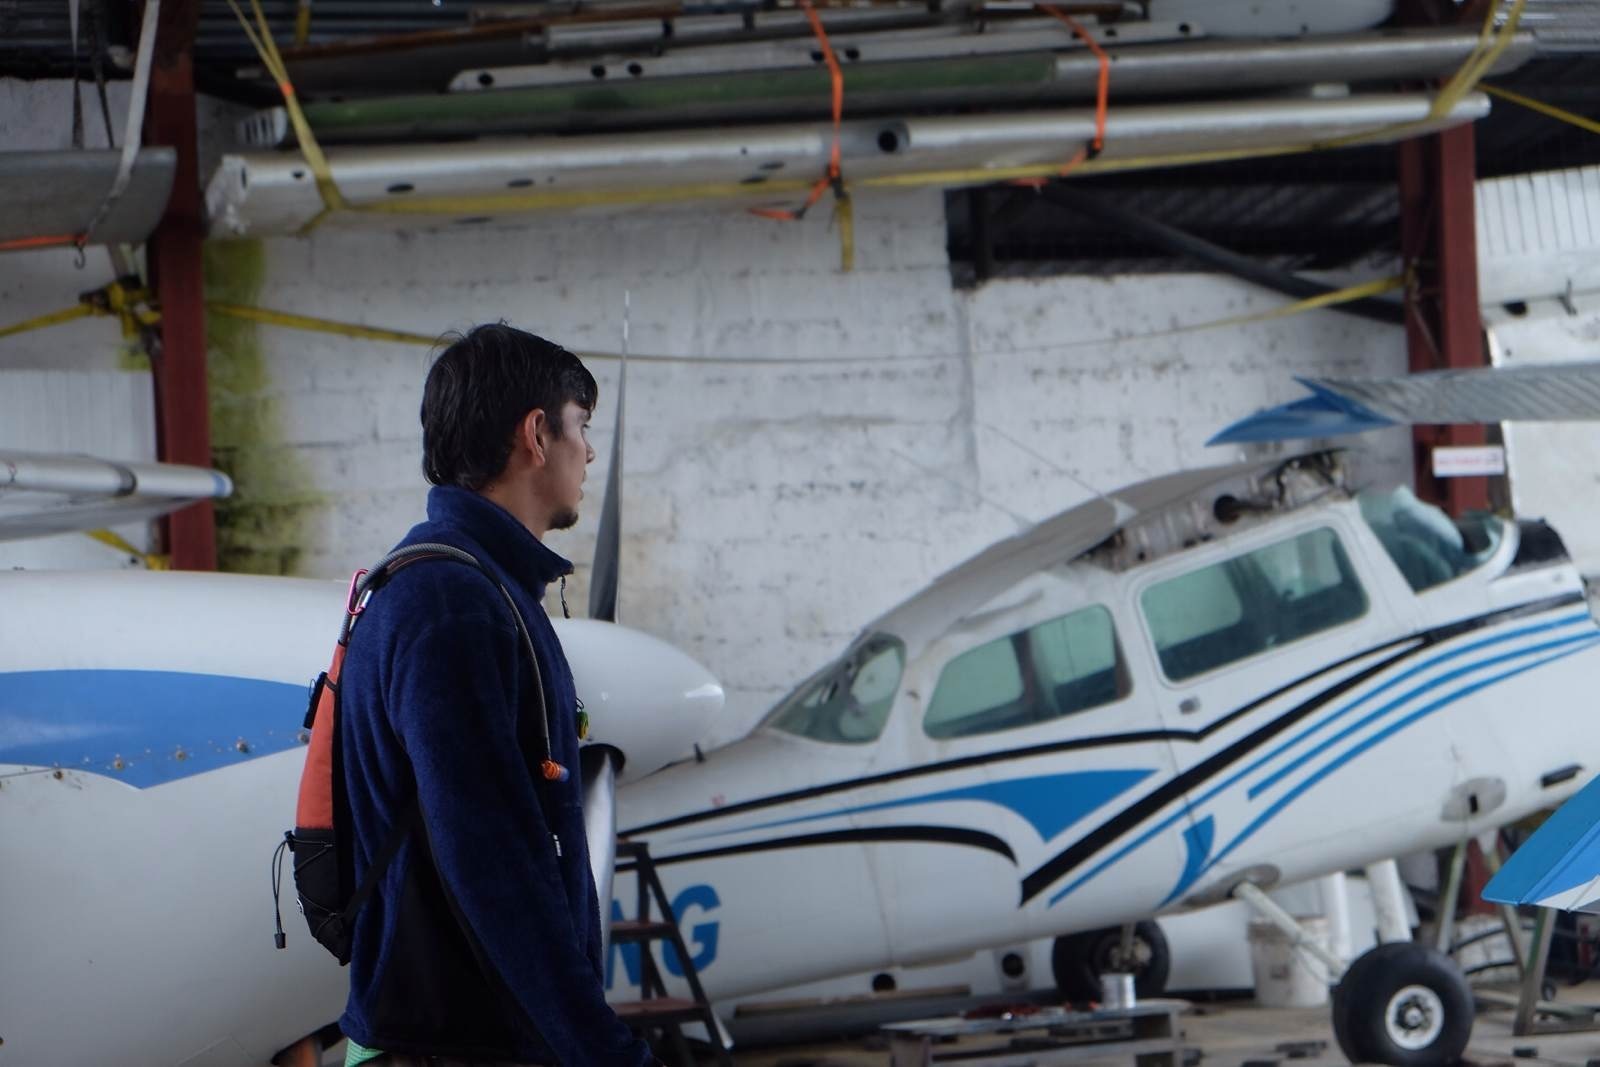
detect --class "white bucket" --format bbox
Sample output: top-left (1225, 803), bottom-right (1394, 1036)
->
top-left (1247, 917), bottom-right (1332, 1009)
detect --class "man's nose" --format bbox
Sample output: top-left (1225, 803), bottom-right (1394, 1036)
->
top-left (586, 444), bottom-right (596, 463)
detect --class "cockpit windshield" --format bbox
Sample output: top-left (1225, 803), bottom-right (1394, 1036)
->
top-left (762, 634), bottom-right (905, 745)
top-left (1358, 487), bottom-right (1503, 593)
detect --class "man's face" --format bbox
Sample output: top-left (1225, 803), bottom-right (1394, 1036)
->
top-left (544, 400), bottom-right (595, 532)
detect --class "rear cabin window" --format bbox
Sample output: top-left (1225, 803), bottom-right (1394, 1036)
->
top-left (924, 605), bottom-right (1130, 740)
top-left (1358, 487), bottom-right (1504, 593)
top-left (1141, 527), bottom-right (1368, 682)
top-left (765, 635), bottom-right (905, 744)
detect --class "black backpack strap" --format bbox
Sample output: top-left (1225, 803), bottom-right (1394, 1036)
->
top-left (351, 541), bottom-right (562, 782)
top-left (334, 796), bottom-right (420, 931)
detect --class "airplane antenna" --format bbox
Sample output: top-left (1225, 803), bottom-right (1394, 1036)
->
top-left (887, 448), bottom-right (1034, 527)
top-left (980, 421), bottom-right (1120, 510)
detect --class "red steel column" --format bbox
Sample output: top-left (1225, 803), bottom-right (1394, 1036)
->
top-left (1398, 123), bottom-right (1491, 516)
top-left (144, 0), bottom-right (217, 569)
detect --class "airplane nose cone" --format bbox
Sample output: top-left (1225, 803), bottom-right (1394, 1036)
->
top-left (553, 618), bottom-right (725, 782)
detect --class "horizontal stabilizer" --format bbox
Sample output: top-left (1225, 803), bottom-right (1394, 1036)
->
top-left (1210, 362), bottom-right (1600, 445)
top-left (0, 451), bottom-right (233, 541)
top-left (1484, 772), bottom-right (1600, 913)
top-left (1208, 378), bottom-right (1396, 445)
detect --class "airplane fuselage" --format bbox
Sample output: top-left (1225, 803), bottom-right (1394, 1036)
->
top-left (4, 475), bottom-right (1596, 1065)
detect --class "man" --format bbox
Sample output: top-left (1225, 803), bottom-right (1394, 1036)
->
top-left (338, 323), bottom-right (654, 1067)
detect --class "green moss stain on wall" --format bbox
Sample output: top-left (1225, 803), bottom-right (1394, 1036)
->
top-left (205, 239), bottom-right (324, 575)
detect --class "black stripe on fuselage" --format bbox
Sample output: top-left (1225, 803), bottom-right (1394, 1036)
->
top-left (1016, 591), bottom-right (1585, 903)
top-left (651, 825), bottom-right (1017, 867)
top-left (624, 593), bottom-right (1583, 861)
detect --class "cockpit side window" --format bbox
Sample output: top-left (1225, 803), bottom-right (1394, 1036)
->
top-left (1141, 526), bottom-right (1368, 682)
top-left (763, 635), bottom-right (905, 745)
top-left (924, 605), bottom-right (1130, 740)
top-left (1358, 487), bottom-right (1503, 593)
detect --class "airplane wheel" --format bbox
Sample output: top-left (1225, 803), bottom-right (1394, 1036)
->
top-left (1051, 921), bottom-right (1170, 1002)
top-left (1331, 942), bottom-right (1473, 1066)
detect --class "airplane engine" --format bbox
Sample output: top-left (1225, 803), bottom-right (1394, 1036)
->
top-left (0, 569), bottom-right (723, 1066)
top-left (556, 618), bottom-right (725, 783)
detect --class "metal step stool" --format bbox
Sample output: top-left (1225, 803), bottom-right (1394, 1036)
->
top-left (610, 840), bottom-right (733, 1067)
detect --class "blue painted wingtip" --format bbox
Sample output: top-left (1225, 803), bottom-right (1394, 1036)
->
top-left (1484, 772), bottom-right (1600, 908)
top-left (1207, 379), bottom-right (1396, 447)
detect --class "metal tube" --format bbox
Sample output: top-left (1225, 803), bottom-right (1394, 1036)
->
top-left (275, 28), bottom-right (1532, 144)
top-left (1319, 872), bottom-right (1354, 965)
top-left (1233, 882), bottom-right (1347, 979)
top-left (581, 745), bottom-right (622, 963)
top-left (1513, 908), bottom-right (1557, 1037)
top-left (1038, 185), bottom-right (1406, 325)
top-left (1435, 840), bottom-right (1469, 954)
top-left (209, 92), bottom-right (1490, 236)
top-left (1048, 28), bottom-right (1533, 97)
top-left (1366, 859), bottom-right (1414, 944)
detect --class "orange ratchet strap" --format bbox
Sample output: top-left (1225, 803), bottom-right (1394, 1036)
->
top-left (1013, 4), bottom-right (1110, 189)
top-left (751, 0), bottom-right (846, 221)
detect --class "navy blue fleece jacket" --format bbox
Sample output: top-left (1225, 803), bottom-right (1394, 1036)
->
top-left (338, 486), bottom-right (651, 1067)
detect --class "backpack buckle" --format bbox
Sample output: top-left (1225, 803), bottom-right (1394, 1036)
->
top-left (346, 568), bottom-right (370, 617)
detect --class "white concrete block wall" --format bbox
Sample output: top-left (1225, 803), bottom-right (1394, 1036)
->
top-left (0, 243), bottom-right (158, 570)
top-left (206, 191), bottom-right (1408, 742)
top-left (0, 79), bottom-right (1415, 737)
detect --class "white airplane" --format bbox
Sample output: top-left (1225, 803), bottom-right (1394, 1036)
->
top-left (3, 447), bottom-right (1596, 1066)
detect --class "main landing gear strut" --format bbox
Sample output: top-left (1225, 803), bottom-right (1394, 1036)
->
top-left (1234, 861), bottom-right (1475, 1067)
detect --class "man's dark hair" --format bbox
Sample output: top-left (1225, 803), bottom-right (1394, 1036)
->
top-left (421, 323), bottom-right (598, 490)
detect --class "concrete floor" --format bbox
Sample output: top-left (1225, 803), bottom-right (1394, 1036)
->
top-left (316, 988), bottom-right (1600, 1067)
top-left (726, 988), bottom-right (1600, 1067)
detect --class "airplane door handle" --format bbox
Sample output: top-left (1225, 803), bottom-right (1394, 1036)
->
top-left (1179, 697), bottom-right (1201, 715)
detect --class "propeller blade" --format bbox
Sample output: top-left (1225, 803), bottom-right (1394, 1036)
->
top-left (589, 350), bottom-right (625, 623)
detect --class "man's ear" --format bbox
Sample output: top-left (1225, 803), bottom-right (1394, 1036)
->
top-left (522, 408), bottom-right (550, 466)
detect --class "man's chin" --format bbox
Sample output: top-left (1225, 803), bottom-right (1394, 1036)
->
top-left (550, 508), bottom-right (580, 532)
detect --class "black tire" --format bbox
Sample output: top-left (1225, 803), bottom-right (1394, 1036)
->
top-left (1331, 942), bottom-right (1474, 1066)
top-left (1051, 921), bottom-right (1171, 1002)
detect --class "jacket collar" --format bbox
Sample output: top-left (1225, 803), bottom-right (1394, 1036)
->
top-left (426, 485), bottom-right (573, 595)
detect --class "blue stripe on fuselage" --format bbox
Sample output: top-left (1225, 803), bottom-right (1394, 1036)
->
top-left (1049, 611), bottom-right (1599, 907)
top-left (692, 769), bottom-right (1157, 845)
top-left (0, 669), bottom-right (308, 789)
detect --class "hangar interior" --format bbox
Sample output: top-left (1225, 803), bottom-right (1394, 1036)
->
top-left (8, 1), bottom-right (1600, 1066)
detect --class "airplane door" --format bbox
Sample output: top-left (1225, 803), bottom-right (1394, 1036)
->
top-left (1126, 516), bottom-right (1446, 901)
top-left (855, 581), bottom-right (1190, 964)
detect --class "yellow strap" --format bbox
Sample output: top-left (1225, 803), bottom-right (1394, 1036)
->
top-left (0, 279), bottom-right (160, 340)
top-left (1196, 275), bottom-right (1403, 332)
top-left (293, 0), bottom-right (312, 49)
top-left (1309, 0), bottom-right (1524, 152)
top-left (216, 1), bottom-right (1520, 232)
top-left (205, 302), bottom-right (440, 344)
top-left (1482, 83), bottom-right (1600, 137)
top-left (833, 191), bottom-right (855, 273)
top-left (3, 272), bottom-right (1401, 355)
top-left (0, 304), bottom-right (95, 339)
top-left (86, 528), bottom-right (171, 570)
top-left (226, 0), bottom-right (345, 231)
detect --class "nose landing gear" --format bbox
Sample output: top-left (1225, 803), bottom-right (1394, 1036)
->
top-left (1234, 877), bottom-right (1475, 1066)
top-left (1331, 943), bottom-right (1474, 1066)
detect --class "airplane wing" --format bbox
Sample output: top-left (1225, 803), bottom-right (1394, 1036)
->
top-left (1483, 773), bottom-right (1600, 914)
top-left (1208, 362), bottom-right (1600, 445)
top-left (0, 451), bottom-right (233, 541)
